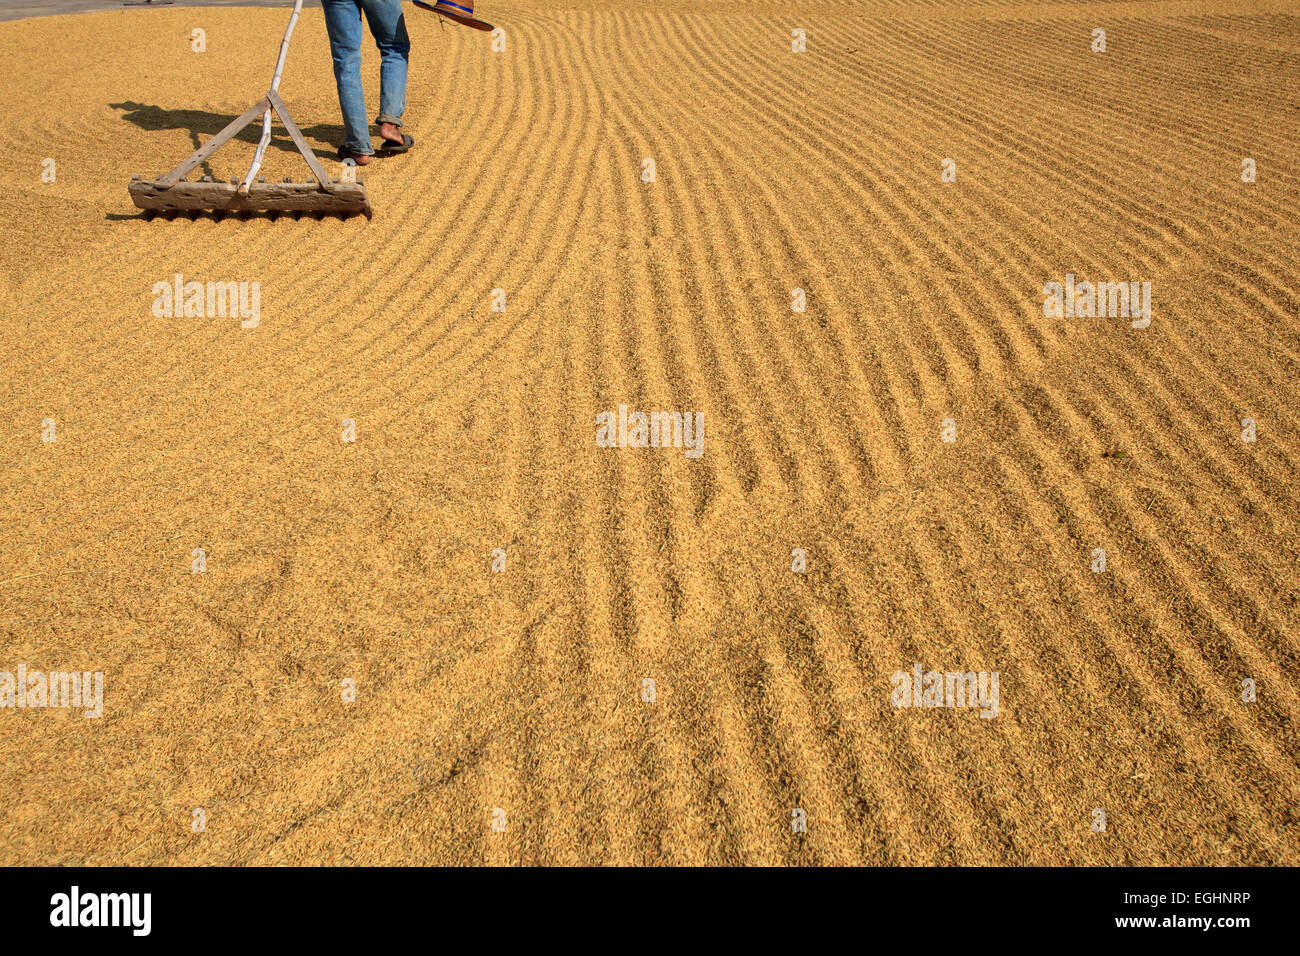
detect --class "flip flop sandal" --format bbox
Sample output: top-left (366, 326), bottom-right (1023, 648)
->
top-left (338, 144), bottom-right (373, 162)
top-left (378, 134), bottom-right (415, 155)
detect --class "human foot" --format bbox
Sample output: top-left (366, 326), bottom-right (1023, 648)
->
top-left (338, 145), bottom-right (372, 166)
top-left (378, 122), bottom-right (414, 154)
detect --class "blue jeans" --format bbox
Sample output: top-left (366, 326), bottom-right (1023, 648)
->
top-left (321, 0), bottom-right (409, 156)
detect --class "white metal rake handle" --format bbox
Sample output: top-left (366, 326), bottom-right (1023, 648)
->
top-left (238, 0), bottom-right (306, 195)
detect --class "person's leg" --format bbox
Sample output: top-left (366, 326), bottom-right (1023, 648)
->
top-left (359, 0), bottom-right (409, 140)
top-left (321, 0), bottom-right (374, 157)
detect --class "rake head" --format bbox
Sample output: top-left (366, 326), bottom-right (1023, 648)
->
top-left (129, 174), bottom-right (371, 220)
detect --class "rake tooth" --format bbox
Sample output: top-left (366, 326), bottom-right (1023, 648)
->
top-left (283, 177), bottom-right (292, 183)
top-left (131, 174), bottom-right (141, 181)
top-left (163, 210), bottom-right (177, 221)
top-left (268, 211), bottom-right (280, 222)
top-left (143, 209), bottom-right (157, 221)
top-left (213, 210), bottom-right (224, 222)
top-left (238, 211), bottom-right (251, 222)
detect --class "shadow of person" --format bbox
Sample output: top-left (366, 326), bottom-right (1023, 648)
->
top-left (111, 101), bottom-right (346, 177)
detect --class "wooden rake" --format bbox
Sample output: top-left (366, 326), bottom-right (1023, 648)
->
top-left (129, 0), bottom-right (371, 219)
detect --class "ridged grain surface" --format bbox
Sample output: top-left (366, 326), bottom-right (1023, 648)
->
top-left (0, 1), bottom-right (1297, 865)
